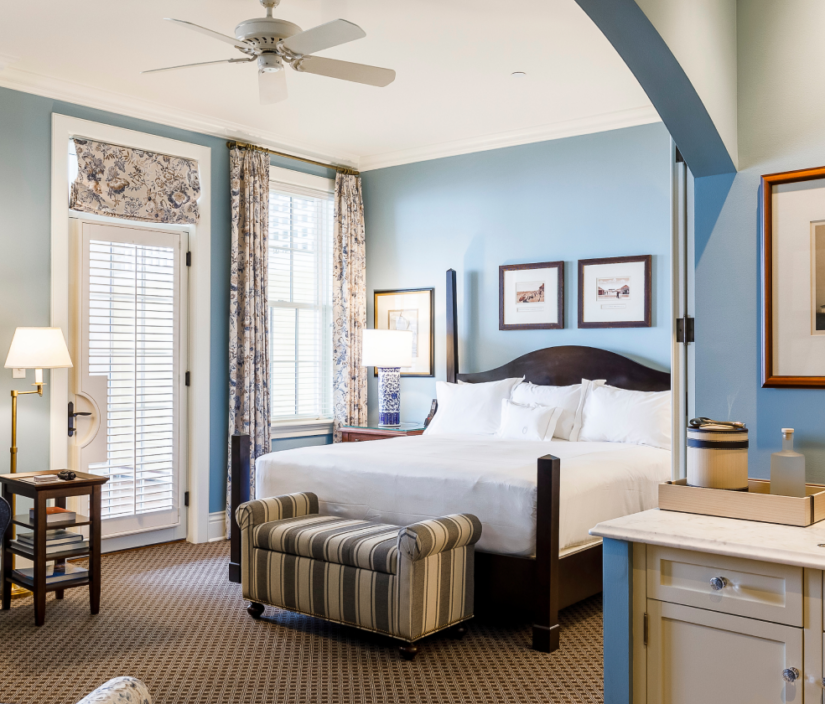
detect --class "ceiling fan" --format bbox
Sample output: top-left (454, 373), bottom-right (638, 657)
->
top-left (143, 0), bottom-right (396, 104)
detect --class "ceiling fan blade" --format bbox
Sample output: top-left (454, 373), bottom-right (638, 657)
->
top-left (143, 58), bottom-right (254, 74)
top-left (294, 56), bottom-right (395, 87)
top-left (165, 18), bottom-right (255, 52)
top-left (259, 69), bottom-right (288, 104)
top-left (281, 19), bottom-right (366, 56)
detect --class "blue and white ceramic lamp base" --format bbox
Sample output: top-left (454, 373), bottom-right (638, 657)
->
top-left (377, 367), bottom-right (401, 426)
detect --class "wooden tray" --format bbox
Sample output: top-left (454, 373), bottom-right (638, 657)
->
top-left (659, 478), bottom-right (825, 527)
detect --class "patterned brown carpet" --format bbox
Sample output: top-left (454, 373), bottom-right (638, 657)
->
top-left (0, 542), bottom-right (603, 704)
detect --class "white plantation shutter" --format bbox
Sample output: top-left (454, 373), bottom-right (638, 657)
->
top-left (269, 181), bottom-right (333, 421)
top-left (88, 240), bottom-right (177, 518)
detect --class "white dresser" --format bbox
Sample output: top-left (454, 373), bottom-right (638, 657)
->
top-left (591, 509), bottom-right (825, 704)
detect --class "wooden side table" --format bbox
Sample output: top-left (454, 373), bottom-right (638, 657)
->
top-left (340, 422), bottom-right (425, 443)
top-left (1, 470), bottom-right (108, 626)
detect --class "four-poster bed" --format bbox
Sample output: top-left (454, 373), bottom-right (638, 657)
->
top-left (229, 268), bottom-right (670, 653)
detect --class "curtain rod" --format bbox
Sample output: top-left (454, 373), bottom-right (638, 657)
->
top-left (226, 140), bottom-right (359, 176)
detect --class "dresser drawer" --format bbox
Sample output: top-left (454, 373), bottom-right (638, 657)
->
top-left (341, 431), bottom-right (387, 443)
top-left (646, 545), bottom-right (803, 627)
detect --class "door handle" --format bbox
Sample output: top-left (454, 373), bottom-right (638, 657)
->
top-left (68, 401), bottom-right (92, 437)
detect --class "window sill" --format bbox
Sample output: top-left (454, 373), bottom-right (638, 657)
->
top-left (270, 419), bottom-right (334, 439)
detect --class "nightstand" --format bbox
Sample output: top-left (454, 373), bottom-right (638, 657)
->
top-left (340, 422), bottom-right (425, 443)
top-left (1, 470), bottom-right (108, 626)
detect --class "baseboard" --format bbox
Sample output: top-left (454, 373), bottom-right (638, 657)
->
top-left (208, 511), bottom-right (227, 543)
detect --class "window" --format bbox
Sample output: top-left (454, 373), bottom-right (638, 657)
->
top-left (268, 172), bottom-right (334, 423)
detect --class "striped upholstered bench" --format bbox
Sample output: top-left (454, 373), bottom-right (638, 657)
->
top-left (235, 491), bottom-right (482, 659)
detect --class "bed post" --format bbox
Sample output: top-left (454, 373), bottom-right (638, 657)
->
top-left (533, 454), bottom-right (561, 652)
top-left (228, 434), bottom-right (250, 584)
top-left (446, 268), bottom-right (459, 383)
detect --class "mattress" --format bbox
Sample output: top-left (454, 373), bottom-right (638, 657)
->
top-left (255, 434), bottom-right (671, 557)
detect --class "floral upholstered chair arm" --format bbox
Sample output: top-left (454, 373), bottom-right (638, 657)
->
top-left (235, 491), bottom-right (319, 531)
top-left (76, 677), bottom-right (151, 704)
top-left (398, 513), bottom-right (483, 561)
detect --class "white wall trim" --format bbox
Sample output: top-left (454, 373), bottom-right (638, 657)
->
top-left (2, 66), bottom-right (359, 169)
top-left (270, 166), bottom-right (334, 193)
top-left (358, 105), bottom-right (662, 172)
top-left (270, 419), bottom-right (334, 439)
top-left (51, 114), bottom-right (212, 544)
top-left (3, 66), bottom-right (660, 174)
top-left (208, 511), bottom-right (227, 542)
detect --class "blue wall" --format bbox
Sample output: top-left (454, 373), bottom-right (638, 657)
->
top-left (0, 85), bottom-right (327, 515)
top-left (694, 1), bottom-right (825, 481)
top-left (361, 123), bottom-right (673, 424)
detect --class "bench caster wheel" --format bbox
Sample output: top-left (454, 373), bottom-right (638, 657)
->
top-left (247, 602), bottom-right (265, 619)
top-left (451, 625), bottom-right (467, 640)
top-left (399, 644), bottom-right (418, 661)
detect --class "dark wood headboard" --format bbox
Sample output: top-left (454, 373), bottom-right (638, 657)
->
top-left (445, 269), bottom-right (670, 392)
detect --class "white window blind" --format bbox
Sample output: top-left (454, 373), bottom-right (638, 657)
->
top-left (268, 181), bottom-right (333, 422)
top-left (87, 240), bottom-right (177, 519)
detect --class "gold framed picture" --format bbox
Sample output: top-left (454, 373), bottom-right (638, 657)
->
top-left (762, 165), bottom-right (825, 388)
top-left (373, 288), bottom-right (434, 377)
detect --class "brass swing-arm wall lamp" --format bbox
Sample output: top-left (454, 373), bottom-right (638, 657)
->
top-left (4, 327), bottom-right (73, 474)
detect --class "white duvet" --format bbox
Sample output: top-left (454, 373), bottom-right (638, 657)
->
top-left (255, 434), bottom-right (670, 557)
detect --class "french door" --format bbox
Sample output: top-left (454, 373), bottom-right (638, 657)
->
top-left (68, 220), bottom-right (188, 542)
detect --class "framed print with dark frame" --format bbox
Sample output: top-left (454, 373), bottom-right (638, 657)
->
top-left (578, 255), bottom-right (651, 328)
top-left (499, 261), bottom-right (564, 330)
top-left (373, 288), bottom-right (434, 377)
top-left (762, 165), bottom-right (825, 388)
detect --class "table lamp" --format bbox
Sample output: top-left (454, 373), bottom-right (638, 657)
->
top-left (362, 329), bottom-right (413, 427)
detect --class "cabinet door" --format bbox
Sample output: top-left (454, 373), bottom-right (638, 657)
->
top-left (647, 600), bottom-right (804, 703)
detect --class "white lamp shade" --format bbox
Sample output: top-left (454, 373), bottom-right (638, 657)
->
top-left (362, 330), bottom-right (413, 368)
top-left (4, 327), bottom-right (73, 369)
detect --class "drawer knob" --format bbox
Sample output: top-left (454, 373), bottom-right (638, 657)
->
top-left (782, 668), bottom-right (799, 683)
top-left (709, 576), bottom-right (728, 591)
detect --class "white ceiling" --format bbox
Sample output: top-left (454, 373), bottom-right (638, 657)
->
top-left (0, 0), bottom-right (659, 170)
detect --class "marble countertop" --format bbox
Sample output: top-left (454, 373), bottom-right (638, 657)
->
top-left (590, 509), bottom-right (825, 570)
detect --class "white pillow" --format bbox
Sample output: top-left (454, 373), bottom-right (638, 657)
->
top-left (424, 377), bottom-right (523, 436)
top-left (579, 384), bottom-right (671, 450)
top-left (497, 400), bottom-right (563, 442)
top-left (511, 379), bottom-right (604, 441)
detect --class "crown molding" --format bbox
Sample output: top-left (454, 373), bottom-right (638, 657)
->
top-left (0, 65), bottom-right (662, 173)
top-left (0, 65), bottom-right (360, 168)
top-left (358, 105), bottom-right (661, 172)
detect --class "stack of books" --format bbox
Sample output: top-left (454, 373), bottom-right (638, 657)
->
top-left (12, 528), bottom-right (88, 556)
top-left (14, 563), bottom-right (88, 585)
top-left (28, 506), bottom-right (76, 525)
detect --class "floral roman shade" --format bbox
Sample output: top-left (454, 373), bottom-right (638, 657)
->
top-left (332, 173), bottom-right (368, 441)
top-left (70, 138), bottom-right (200, 225)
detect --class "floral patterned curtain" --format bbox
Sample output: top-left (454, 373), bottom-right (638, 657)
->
top-left (226, 147), bottom-right (271, 534)
top-left (70, 138), bottom-right (200, 224)
top-left (332, 173), bottom-right (368, 441)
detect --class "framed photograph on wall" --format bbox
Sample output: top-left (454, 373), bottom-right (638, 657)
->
top-left (762, 165), bottom-right (825, 388)
top-left (499, 261), bottom-right (564, 330)
top-left (578, 255), bottom-right (651, 328)
top-left (373, 288), bottom-right (434, 377)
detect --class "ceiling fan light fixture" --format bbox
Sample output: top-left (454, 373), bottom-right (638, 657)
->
top-left (258, 54), bottom-right (284, 72)
top-left (147, 3), bottom-right (396, 103)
